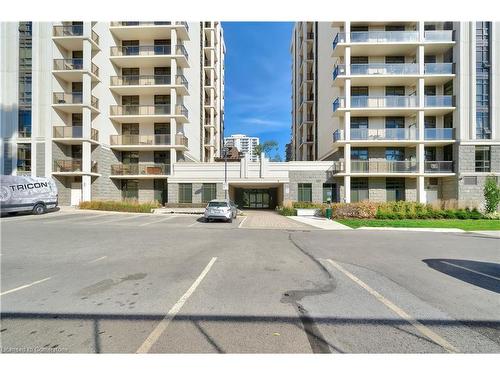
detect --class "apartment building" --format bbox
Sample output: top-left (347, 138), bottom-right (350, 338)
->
top-left (291, 22), bottom-right (500, 205)
top-left (1, 21), bottom-right (225, 205)
top-left (223, 133), bottom-right (259, 161)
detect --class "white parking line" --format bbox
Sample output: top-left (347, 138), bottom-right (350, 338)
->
top-left (88, 214), bottom-right (143, 225)
top-left (42, 212), bottom-right (111, 224)
top-left (1, 211), bottom-right (77, 223)
top-left (138, 215), bottom-right (177, 227)
top-left (0, 277), bottom-right (52, 296)
top-left (87, 256), bottom-right (107, 264)
top-left (441, 261), bottom-right (500, 281)
top-left (136, 257), bottom-right (217, 353)
top-left (188, 220), bottom-right (200, 227)
top-left (238, 216), bottom-right (248, 228)
top-left (325, 258), bottom-right (459, 353)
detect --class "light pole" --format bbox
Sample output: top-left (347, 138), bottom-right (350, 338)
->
top-left (222, 146), bottom-right (229, 200)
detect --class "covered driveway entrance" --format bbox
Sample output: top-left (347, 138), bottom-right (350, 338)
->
top-left (229, 183), bottom-right (284, 210)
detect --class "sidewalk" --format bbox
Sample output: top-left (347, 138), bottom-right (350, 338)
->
top-left (288, 216), bottom-right (352, 230)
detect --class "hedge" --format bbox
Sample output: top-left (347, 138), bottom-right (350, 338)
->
top-left (79, 200), bottom-right (161, 213)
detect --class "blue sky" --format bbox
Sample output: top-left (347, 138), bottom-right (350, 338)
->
top-left (222, 22), bottom-right (294, 160)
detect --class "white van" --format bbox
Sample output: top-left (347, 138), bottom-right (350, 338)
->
top-left (0, 175), bottom-right (58, 215)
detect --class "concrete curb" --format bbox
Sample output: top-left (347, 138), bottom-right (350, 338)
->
top-left (356, 227), bottom-right (465, 233)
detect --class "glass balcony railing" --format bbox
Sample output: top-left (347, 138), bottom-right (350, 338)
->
top-left (110, 75), bottom-right (170, 86)
top-left (424, 161), bottom-right (454, 173)
top-left (352, 128), bottom-right (417, 140)
top-left (176, 104), bottom-right (189, 118)
top-left (110, 44), bottom-right (188, 58)
top-left (424, 30), bottom-right (454, 42)
top-left (53, 92), bottom-right (83, 104)
top-left (424, 128), bottom-right (455, 140)
top-left (53, 126), bottom-right (98, 141)
top-left (351, 160), bottom-right (418, 173)
top-left (53, 159), bottom-right (97, 173)
top-left (53, 25), bottom-right (83, 37)
top-left (352, 63), bottom-right (418, 75)
top-left (351, 31), bottom-right (419, 43)
top-left (110, 21), bottom-right (189, 31)
top-left (53, 58), bottom-right (83, 71)
top-left (110, 134), bottom-right (171, 146)
top-left (424, 95), bottom-right (454, 107)
top-left (351, 96), bottom-right (417, 108)
top-left (424, 63), bottom-right (454, 74)
top-left (111, 163), bottom-right (171, 176)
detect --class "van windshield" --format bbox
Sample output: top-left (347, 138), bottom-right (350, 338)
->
top-left (208, 202), bottom-right (228, 208)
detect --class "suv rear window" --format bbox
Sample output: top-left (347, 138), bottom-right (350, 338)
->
top-left (208, 202), bottom-right (228, 208)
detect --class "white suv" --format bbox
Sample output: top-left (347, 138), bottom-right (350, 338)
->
top-left (204, 200), bottom-right (238, 223)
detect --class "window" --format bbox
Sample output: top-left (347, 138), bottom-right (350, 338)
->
top-left (424, 55), bottom-right (436, 63)
top-left (386, 178), bottom-right (405, 201)
top-left (351, 26), bottom-right (369, 32)
top-left (154, 95), bottom-right (170, 114)
top-left (351, 56), bottom-right (368, 64)
top-left (444, 113), bottom-right (453, 128)
top-left (122, 68), bottom-right (139, 85)
top-left (385, 86), bottom-right (405, 96)
top-left (475, 146), bottom-right (491, 172)
top-left (385, 25), bottom-right (405, 31)
top-left (298, 183), bottom-right (312, 202)
top-left (425, 147), bottom-right (436, 161)
top-left (154, 67), bottom-right (170, 84)
top-left (424, 86), bottom-right (436, 96)
top-left (17, 143), bottom-right (31, 171)
top-left (385, 56), bottom-right (405, 64)
top-left (122, 123), bottom-right (139, 137)
top-left (351, 178), bottom-right (368, 202)
top-left (463, 176), bottom-right (477, 186)
top-left (351, 148), bottom-right (368, 160)
top-left (351, 117), bottom-right (368, 129)
top-left (154, 151), bottom-right (169, 165)
top-left (72, 113), bottom-right (82, 127)
top-left (351, 86), bottom-right (368, 96)
top-left (179, 183), bottom-right (192, 203)
top-left (385, 148), bottom-right (405, 161)
top-left (122, 40), bottom-right (139, 56)
top-left (202, 183), bottom-right (217, 203)
top-left (443, 145), bottom-right (453, 161)
top-left (122, 151), bottom-right (139, 164)
top-left (424, 116), bottom-right (436, 128)
top-left (444, 80), bottom-right (453, 95)
top-left (71, 145), bottom-right (82, 160)
top-left (323, 183), bottom-right (336, 203)
top-left (385, 117), bottom-right (404, 129)
top-left (122, 180), bottom-right (138, 200)
top-left (154, 39), bottom-right (169, 55)
top-left (18, 109), bottom-right (31, 137)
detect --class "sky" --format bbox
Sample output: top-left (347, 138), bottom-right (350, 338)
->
top-left (221, 22), bottom-right (294, 160)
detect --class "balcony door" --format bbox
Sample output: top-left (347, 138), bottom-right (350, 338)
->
top-left (122, 67), bottom-right (139, 85)
top-left (154, 39), bottom-right (169, 55)
top-left (350, 117), bottom-right (368, 140)
top-left (154, 123), bottom-right (169, 145)
top-left (154, 67), bottom-right (170, 85)
top-left (122, 123), bottom-right (139, 145)
top-left (72, 50), bottom-right (83, 69)
top-left (154, 95), bottom-right (170, 115)
top-left (154, 179), bottom-right (168, 205)
top-left (351, 86), bottom-right (368, 107)
top-left (122, 40), bottom-right (139, 56)
top-left (386, 178), bottom-right (405, 202)
top-left (351, 178), bottom-right (368, 202)
top-left (385, 117), bottom-right (405, 139)
top-left (122, 95), bottom-right (139, 115)
top-left (122, 180), bottom-right (138, 200)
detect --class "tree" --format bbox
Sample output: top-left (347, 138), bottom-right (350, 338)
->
top-left (254, 140), bottom-right (278, 159)
top-left (483, 177), bottom-right (500, 213)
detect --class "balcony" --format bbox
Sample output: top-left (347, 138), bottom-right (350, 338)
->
top-left (333, 96), bottom-right (418, 116)
top-left (109, 21), bottom-right (189, 40)
top-left (52, 92), bottom-right (99, 113)
top-left (333, 31), bottom-right (420, 56)
top-left (53, 126), bottom-right (99, 144)
top-left (109, 134), bottom-right (188, 151)
top-left (424, 128), bottom-right (455, 142)
top-left (424, 95), bottom-right (455, 115)
top-left (109, 104), bottom-right (188, 123)
top-left (333, 128), bottom-right (418, 144)
top-left (52, 25), bottom-right (99, 50)
top-left (333, 63), bottom-right (419, 85)
top-left (110, 163), bottom-right (171, 178)
top-left (109, 44), bottom-right (189, 68)
top-left (52, 159), bottom-right (98, 176)
top-left (351, 160), bottom-right (418, 174)
top-left (424, 30), bottom-right (454, 44)
top-left (109, 74), bottom-right (188, 95)
top-left (425, 161), bottom-right (454, 173)
top-left (52, 59), bottom-right (99, 82)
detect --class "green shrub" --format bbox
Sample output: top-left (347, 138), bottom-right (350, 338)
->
top-left (292, 201), bottom-right (325, 209)
top-left (276, 206), bottom-right (297, 216)
top-left (79, 200), bottom-right (161, 213)
top-left (484, 177), bottom-right (500, 213)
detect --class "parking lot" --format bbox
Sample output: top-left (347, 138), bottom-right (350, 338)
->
top-left (1, 209), bottom-right (499, 353)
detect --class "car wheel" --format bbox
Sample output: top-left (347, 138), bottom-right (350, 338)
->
top-left (32, 203), bottom-right (46, 215)
top-left (227, 217), bottom-right (233, 223)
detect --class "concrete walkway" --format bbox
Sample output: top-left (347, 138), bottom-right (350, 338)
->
top-left (470, 230), bottom-right (500, 238)
top-left (289, 216), bottom-right (352, 230)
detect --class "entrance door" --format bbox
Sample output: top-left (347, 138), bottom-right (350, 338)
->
top-left (71, 182), bottom-right (82, 206)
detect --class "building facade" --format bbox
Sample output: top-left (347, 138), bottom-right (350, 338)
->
top-left (223, 133), bottom-right (259, 162)
top-left (290, 21), bottom-right (500, 205)
top-left (1, 21), bottom-right (225, 205)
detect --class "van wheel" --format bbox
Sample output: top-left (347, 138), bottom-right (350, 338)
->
top-left (32, 203), bottom-right (46, 215)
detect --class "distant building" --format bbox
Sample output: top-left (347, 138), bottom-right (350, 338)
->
top-left (224, 134), bottom-right (260, 162)
top-left (285, 143), bottom-right (292, 162)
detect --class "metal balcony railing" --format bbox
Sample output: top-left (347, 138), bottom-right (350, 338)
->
top-left (53, 25), bottom-right (83, 37)
top-left (53, 58), bottom-right (83, 71)
top-left (424, 30), bottom-right (454, 42)
top-left (424, 63), bottom-right (454, 74)
top-left (424, 95), bottom-right (454, 107)
top-left (53, 159), bottom-right (97, 173)
top-left (424, 128), bottom-right (455, 140)
top-left (425, 161), bottom-right (454, 173)
top-left (110, 134), bottom-right (171, 146)
top-left (110, 105), bottom-right (171, 116)
top-left (53, 126), bottom-right (98, 141)
top-left (351, 160), bottom-right (418, 173)
top-left (110, 44), bottom-right (188, 58)
top-left (111, 75), bottom-right (170, 86)
top-left (176, 104), bottom-right (188, 117)
top-left (111, 163), bottom-right (170, 176)
top-left (91, 30), bottom-right (99, 45)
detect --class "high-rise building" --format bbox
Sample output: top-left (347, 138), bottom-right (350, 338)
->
top-left (1, 21), bottom-right (225, 205)
top-left (223, 134), bottom-right (259, 162)
top-left (290, 22), bottom-right (500, 203)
